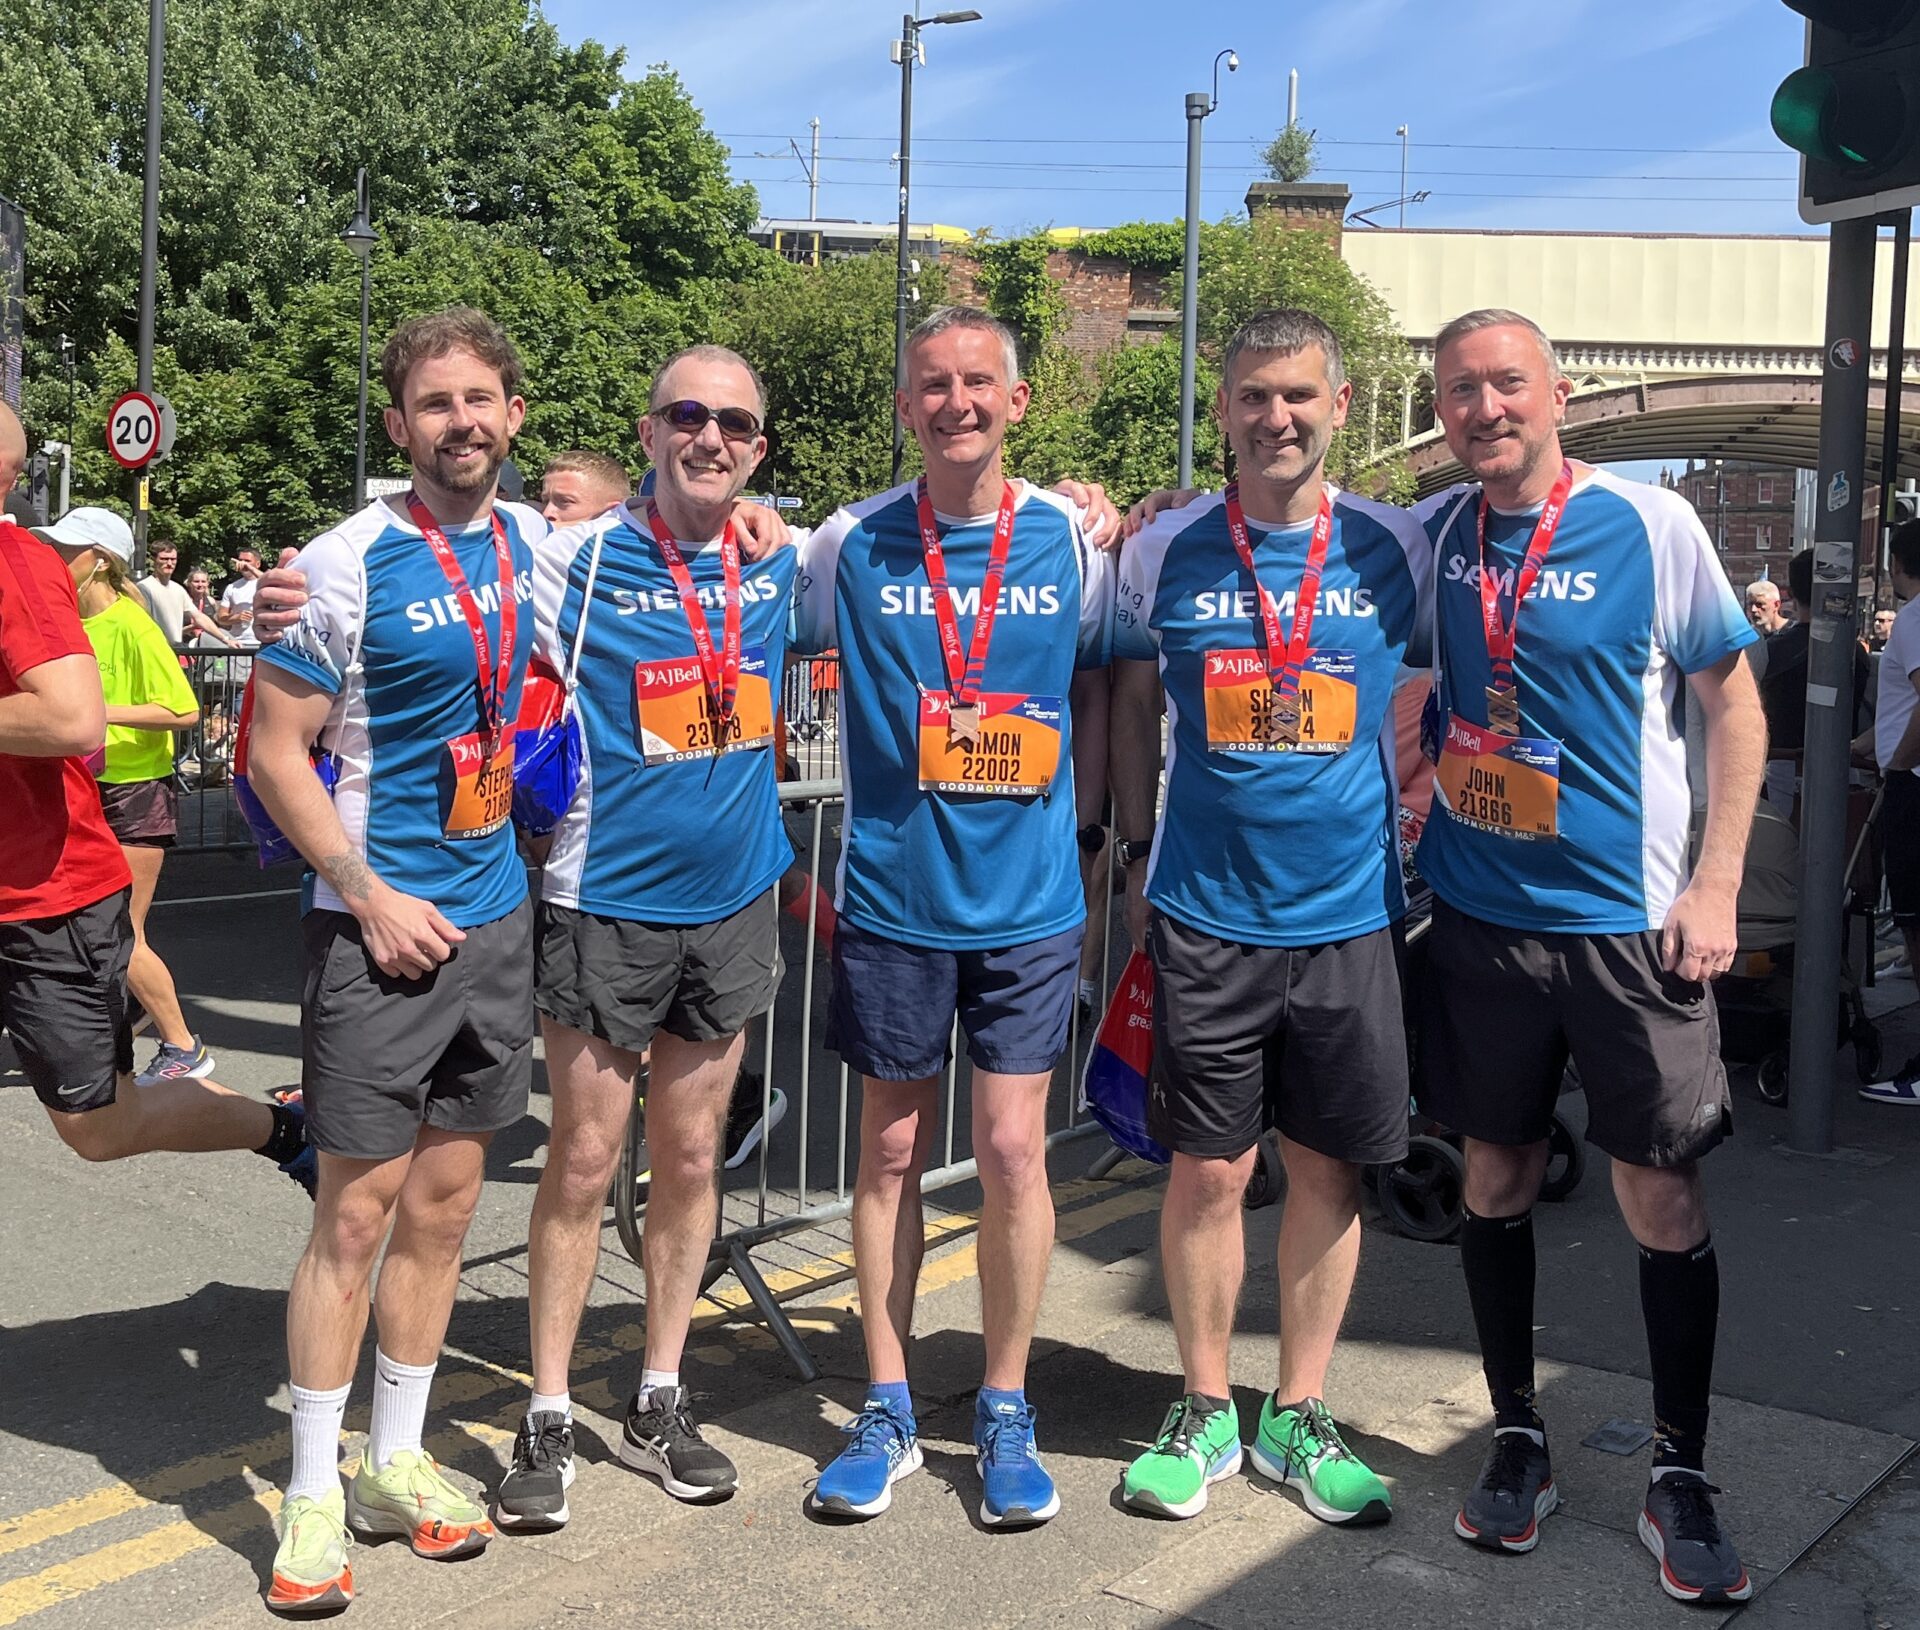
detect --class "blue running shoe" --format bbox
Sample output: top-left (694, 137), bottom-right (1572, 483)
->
top-left (273, 1093), bottom-right (318, 1199)
top-left (975, 1393), bottom-right (1060, 1528)
top-left (810, 1399), bottom-right (921, 1518)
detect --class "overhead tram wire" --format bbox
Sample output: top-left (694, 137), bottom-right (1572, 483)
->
top-left (744, 153), bottom-right (1791, 182)
top-left (720, 131), bottom-right (1792, 156)
top-left (735, 173), bottom-right (1806, 203)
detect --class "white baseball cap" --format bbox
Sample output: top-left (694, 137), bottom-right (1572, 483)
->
top-left (33, 507), bottom-right (136, 565)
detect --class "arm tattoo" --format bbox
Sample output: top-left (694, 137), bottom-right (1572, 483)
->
top-left (318, 850), bottom-right (376, 902)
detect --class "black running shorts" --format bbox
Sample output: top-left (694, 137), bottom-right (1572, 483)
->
top-left (300, 896), bottom-right (535, 1161)
top-left (535, 889), bottom-right (781, 1056)
top-left (1146, 909), bottom-right (1412, 1164)
top-left (1884, 772), bottom-right (1920, 930)
top-left (1418, 897), bottom-right (1733, 1168)
top-left (0, 888), bottom-right (134, 1113)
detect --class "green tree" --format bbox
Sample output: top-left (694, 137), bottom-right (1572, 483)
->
top-left (1260, 124), bottom-right (1317, 183)
top-left (1085, 339), bottom-right (1220, 503)
top-left (971, 233), bottom-right (1095, 487)
top-left (716, 252), bottom-right (946, 522)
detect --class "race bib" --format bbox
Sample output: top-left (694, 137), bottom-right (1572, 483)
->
top-left (636, 645), bottom-right (776, 766)
top-left (917, 690), bottom-right (1062, 795)
top-left (1436, 713), bottom-right (1560, 842)
top-left (1202, 647), bottom-right (1358, 754)
top-left (444, 732), bottom-right (516, 840)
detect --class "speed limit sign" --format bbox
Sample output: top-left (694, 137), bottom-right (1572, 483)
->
top-left (106, 390), bottom-right (162, 470)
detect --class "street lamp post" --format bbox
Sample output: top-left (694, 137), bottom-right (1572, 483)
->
top-left (1396, 125), bottom-right (1410, 225)
top-left (1178, 47), bottom-right (1237, 489)
top-left (341, 168), bottom-right (377, 513)
top-left (890, 8), bottom-right (982, 486)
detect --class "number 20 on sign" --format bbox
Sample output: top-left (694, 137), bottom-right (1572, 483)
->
top-left (106, 390), bottom-right (162, 470)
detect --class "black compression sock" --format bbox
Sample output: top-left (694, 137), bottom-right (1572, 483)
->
top-left (254, 1102), bottom-right (305, 1165)
top-left (1459, 1209), bottom-right (1542, 1430)
top-left (1639, 1236), bottom-right (1718, 1473)
top-left (1188, 1391), bottom-right (1231, 1417)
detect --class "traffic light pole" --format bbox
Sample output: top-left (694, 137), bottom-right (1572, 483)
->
top-left (1788, 213), bottom-right (1876, 1155)
top-left (1875, 207), bottom-right (1911, 614)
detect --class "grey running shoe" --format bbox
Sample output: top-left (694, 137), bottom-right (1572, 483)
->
top-left (494, 1411), bottom-right (575, 1530)
top-left (1639, 1471), bottom-right (1754, 1603)
top-left (136, 1035), bottom-right (215, 1086)
top-left (1454, 1428), bottom-right (1558, 1553)
top-left (618, 1385), bottom-right (737, 1502)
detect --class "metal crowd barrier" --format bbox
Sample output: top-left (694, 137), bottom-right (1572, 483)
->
top-left (610, 777), bottom-right (1126, 1381)
top-left (165, 649), bottom-right (847, 855)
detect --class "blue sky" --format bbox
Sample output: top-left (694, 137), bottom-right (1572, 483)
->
top-left (548, 0), bottom-right (1814, 237)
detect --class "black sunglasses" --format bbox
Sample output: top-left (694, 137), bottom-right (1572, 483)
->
top-left (652, 400), bottom-right (762, 441)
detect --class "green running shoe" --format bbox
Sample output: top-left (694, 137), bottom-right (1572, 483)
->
top-left (1250, 1396), bottom-right (1391, 1525)
top-left (346, 1449), bottom-right (494, 1559)
top-left (266, 1490), bottom-right (353, 1614)
top-left (1123, 1395), bottom-right (1243, 1518)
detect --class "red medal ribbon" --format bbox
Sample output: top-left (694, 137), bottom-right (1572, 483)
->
top-left (1221, 481), bottom-right (1335, 706)
top-left (916, 478), bottom-right (1018, 710)
top-left (644, 501), bottom-right (742, 743)
top-left (406, 495), bottom-right (517, 755)
top-left (1475, 461), bottom-right (1574, 693)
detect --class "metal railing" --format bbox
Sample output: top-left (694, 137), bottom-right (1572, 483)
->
top-left (608, 777), bottom-right (1126, 1380)
top-left (168, 647), bottom-right (847, 853)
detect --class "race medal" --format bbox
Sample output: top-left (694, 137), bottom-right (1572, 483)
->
top-left (444, 730), bottom-right (516, 840)
top-left (637, 645), bottom-right (775, 766)
top-left (948, 699), bottom-right (983, 751)
top-left (632, 502), bottom-right (745, 758)
top-left (1219, 481), bottom-right (1339, 758)
top-left (917, 479), bottom-right (1017, 761)
top-left (918, 690), bottom-right (1062, 795)
top-left (1436, 713), bottom-right (1560, 842)
top-left (1485, 683), bottom-right (1522, 738)
top-left (1204, 647), bottom-right (1358, 755)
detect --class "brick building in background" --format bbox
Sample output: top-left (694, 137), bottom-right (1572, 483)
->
top-left (1664, 459), bottom-right (1809, 593)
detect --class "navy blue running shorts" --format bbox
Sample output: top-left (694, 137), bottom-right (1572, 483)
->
top-left (827, 918), bottom-right (1084, 1080)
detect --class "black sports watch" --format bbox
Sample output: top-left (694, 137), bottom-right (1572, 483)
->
top-left (1116, 835), bottom-right (1153, 867)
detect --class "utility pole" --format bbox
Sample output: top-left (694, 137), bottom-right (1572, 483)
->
top-left (1396, 125), bottom-right (1410, 226)
top-left (1874, 208), bottom-right (1911, 614)
top-left (1178, 49), bottom-right (1237, 489)
top-left (809, 117), bottom-right (821, 221)
top-left (133, 0), bottom-right (165, 572)
top-left (1788, 213), bottom-right (1877, 1155)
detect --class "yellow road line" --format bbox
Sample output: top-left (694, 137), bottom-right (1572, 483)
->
top-left (0, 1164), bottom-right (1160, 1623)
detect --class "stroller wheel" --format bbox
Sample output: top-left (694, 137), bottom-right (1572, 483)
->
top-left (1538, 1115), bottom-right (1586, 1202)
top-left (1756, 1050), bottom-right (1790, 1106)
top-left (1853, 1020), bottom-right (1883, 1084)
top-left (1376, 1136), bottom-right (1466, 1243)
top-left (1242, 1132), bottom-right (1286, 1211)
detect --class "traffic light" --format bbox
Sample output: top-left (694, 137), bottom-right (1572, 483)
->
top-left (1772, 1), bottom-right (1920, 222)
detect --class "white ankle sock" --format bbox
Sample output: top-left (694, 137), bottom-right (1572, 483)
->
top-left (637, 1368), bottom-right (680, 1407)
top-left (367, 1350), bottom-right (436, 1471)
top-left (287, 1382), bottom-right (352, 1502)
top-left (529, 1390), bottom-right (572, 1420)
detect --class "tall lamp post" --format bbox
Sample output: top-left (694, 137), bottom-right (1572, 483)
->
top-left (1178, 47), bottom-right (1237, 489)
top-left (890, 8), bottom-right (982, 485)
top-left (341, 169), bottom-right (377, 513)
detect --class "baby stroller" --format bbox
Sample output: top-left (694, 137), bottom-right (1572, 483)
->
top-left (1711, 791), bottom-right (1882, 1104)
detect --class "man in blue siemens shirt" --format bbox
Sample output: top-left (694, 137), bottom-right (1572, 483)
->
top-left (248, 308), bottom-right (542, 1611)
top-left (794, 307), bottom-right (1112, 1528)
top-left (495, 346), bottom-right (798, 1524)
top-left (1108, 310), bottom-right (1428, 1525)
top-left (1417, 310), bottom-right (1765, 1605)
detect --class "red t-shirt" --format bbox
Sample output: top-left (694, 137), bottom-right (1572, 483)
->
top-left (0, 521), bottom-right (132, 921)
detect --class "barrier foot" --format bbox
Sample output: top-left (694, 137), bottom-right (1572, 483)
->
top-left (1087, 1142), bottom-right (1129, 1180)
top-left (729, 1238), bottom-right (822, 1383)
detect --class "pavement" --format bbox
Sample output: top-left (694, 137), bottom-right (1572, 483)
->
top-left (0, 850), bottom-right (1916, 1630)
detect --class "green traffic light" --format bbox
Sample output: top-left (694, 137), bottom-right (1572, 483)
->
top-left (1772, 64), bottom-right (1906, 167)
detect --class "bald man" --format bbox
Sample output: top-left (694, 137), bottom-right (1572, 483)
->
top-left (0, 401), bottom-right (314, 1188)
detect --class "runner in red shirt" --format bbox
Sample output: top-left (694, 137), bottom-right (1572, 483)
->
top-left (0, 403), bottom-right (312, 1186)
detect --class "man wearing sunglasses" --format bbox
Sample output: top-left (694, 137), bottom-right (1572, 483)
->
top-left (493, 346), bottom-right (800, 1523)
top-left (793, 306), bottom-right (1115, 1529)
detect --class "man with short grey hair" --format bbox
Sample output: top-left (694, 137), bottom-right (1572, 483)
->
top-left (1745, 577), bottom-right (1784, 636)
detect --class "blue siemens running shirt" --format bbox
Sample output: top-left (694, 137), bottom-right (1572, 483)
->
top-left (257, 496), bottom-right (542, 928)
top-left (793, 480), bottom-right (1112, 950)
top-left (534, 506), bottom-right (799, 923)
top-left (1114, 487), bottom-right (1431, 946)
top-left (1416, 469), bottom-right (1757, 934)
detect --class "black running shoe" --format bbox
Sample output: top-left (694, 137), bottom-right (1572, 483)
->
top-left (494, 1411), bottom-right (575, 1530)
top-left (1454, 1428), bottom-right (1557, 1553)
top-left (1639, 1471), bottom-right (1754, 1603)
top-left (617, 1385), bottom-right (738, 1501)
top-left (722, 1074), bottom-right (786, 1171)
